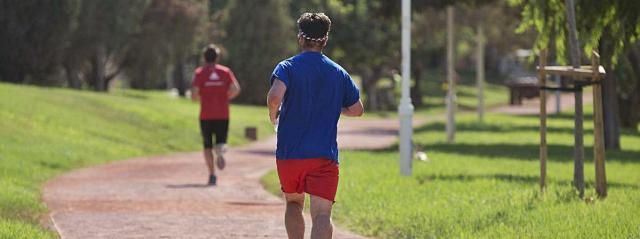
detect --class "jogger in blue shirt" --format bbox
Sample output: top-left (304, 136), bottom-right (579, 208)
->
top-left (267, 12), bottom-right (364, 239)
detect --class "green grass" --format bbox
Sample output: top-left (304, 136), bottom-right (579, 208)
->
top-left (0, 83), bottom-right (272, 238)
top-left (262, 111), bottom-right (640, 238)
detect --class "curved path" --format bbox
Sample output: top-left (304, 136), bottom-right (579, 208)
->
top-left (43, 92), bottom-right (590, 238)
top-left (43, 117), bottom-right (425, 239)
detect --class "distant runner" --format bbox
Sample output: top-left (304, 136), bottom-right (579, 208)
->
top-left (191, 44), bottom-right (241, 186)
top-left (267, 13), bottom-right (364, 239)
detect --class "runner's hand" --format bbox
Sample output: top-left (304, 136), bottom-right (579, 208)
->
top-left (269, 110), bottom-right (280, 125)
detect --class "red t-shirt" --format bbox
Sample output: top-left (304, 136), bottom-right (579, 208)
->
top-left (192, 64), bottom-right (237, 120)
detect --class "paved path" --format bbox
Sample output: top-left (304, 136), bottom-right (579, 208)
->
top-left (43, 117), bottom-right (425, 239)
top-left (43, 92), bottom-right (590, 239)
top-left (493, 91), bottom-right (593, 115)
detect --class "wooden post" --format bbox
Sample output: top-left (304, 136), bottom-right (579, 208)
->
top-left (245, 127), bottom-right (257, 141)
top-left (446, 6), bottom-right (456, 143)
top-left (538, 49), bottom-right (548, 192)
top-left (476, 23), bottom-right (485, 124)
top-left (574, 85), bottom-right (585, 198)
top-left (592, 51), bottom-right (607, 197)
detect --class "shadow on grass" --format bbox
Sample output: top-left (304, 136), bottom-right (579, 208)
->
top-left (165, 184), bottom-right (211, 189)
top-left (415, 121), bottom-right (595, 135)
top-left (513, 112), bottom-right (593, 121)
top-left (416, 173), bottom-right (639, 190)
top-left (422, 143), bottom-right (639, 163)
top-left (368, 139), bottom-right (638, 163)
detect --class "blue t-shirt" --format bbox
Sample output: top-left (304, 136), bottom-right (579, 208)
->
top-left (271, 51), bottom-right (360, 162)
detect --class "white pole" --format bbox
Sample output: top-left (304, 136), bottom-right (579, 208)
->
top-left (446, 6), bottom-right (456, 143)
top-left (476, 23), bottom-right (485, 123)
top-left (399, 0), bottom-right (414, 176)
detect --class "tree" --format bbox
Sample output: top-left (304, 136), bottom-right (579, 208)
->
top-left (0, 0), bottom-right (79, 85)
top-left (65, 0), bottom-right (149, 91)
top-left (124, 0), bottom-right (208, 94)
top-left (514, 0), bottom-right (640, 149)
top-left (326, 0), bottom-right (401, 111)
top-left (222, 0), bottom-right (295, 104)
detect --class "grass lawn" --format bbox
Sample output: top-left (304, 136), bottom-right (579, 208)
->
top-left (262, 111), bottom-right (640, 238)
top-left (0, 83), bottom-right (271, 238)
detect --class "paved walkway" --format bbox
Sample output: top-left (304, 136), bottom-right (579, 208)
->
top-left (43, 92), bottom-right (590, 238)
top-left (43, 117), bottom-right (425, 239)
top-left (493, 91), bottom-right (593, 115)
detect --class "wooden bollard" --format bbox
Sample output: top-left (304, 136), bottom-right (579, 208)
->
top-left (245, 127), bottom-right (257, 141)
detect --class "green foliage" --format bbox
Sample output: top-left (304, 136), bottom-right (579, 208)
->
top-left (263, 112), bottom-right (640, 238)
top-left (0, 83), bottom-right (272, 237)
top-left (66, 0), bottom-right (150, 90)
top-left (124, 0), bottom-right (209, 89)
top-left (222, 0), bottom-right (295, 104)
top-left (512, 0), bottom-right (640, 66)
top-left (0, 0), bottom-right (80, 84)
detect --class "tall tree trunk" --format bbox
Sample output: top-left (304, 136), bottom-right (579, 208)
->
top-left (565, 0), bottom-right (584, 198)
top-left (89, 46), bottom-right (108, 91)
top-left (173, 58), bottom-right (187, 97)
top-left (411, 66), bottom-right (423, 107)
top-left (620, 46), bottom-right (640, 130)
top-left (63, 62), bottom-right (82, 89)
top-left (361, 68), bottom-right (382, 111)
top-left (600, 38), bottom-right (622, 149)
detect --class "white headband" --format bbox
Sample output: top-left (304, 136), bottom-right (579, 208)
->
top-left (298, 32), bottom-right (328, 42)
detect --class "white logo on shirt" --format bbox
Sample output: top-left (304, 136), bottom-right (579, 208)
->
top-left (209, 72), bottom-right (220, 81)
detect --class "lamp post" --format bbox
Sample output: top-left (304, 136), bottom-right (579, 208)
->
top-left (399, 0), bottom-right (414, 176)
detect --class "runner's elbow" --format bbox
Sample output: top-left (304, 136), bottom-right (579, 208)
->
top-left (267, 94), bottom-right (282, 107)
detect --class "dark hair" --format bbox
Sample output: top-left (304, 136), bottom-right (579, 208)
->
top-left (203, 44), bottom-right (219, 63)
top-left (297, 13), bottom-right (331, 47)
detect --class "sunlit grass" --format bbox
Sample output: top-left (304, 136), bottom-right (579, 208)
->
top-left (262, 111), bottom-right (640, 238)
top-left (0, 83), bottom-right (272, 238)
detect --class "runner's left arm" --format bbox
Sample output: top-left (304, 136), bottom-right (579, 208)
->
top-left (191, 87), bottom-right (200, 102)
top-left (228, 71), bottom-right (241, 100)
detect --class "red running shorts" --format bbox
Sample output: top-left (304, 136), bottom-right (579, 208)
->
top-left (276, 158), bottom-right (339, 202)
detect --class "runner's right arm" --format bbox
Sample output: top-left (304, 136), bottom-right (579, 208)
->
top-left (191, 70), bottom-right (201, 102)
top-left (267, 78), bottom-right (287, 124)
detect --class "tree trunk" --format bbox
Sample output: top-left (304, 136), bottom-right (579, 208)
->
top-left (411, 66), bottom-right (423, 107)
top-left (89, 46), bottom-right (108, 91)
top-left (63, 62), bottom-right (82, 89)
top-left (361, 68), bottom-right (382, 111)
top-left (565, 0), bottom-right (584, 198)
top-left (173, 59), bottom-right (187, 97)
top-left (620, 46), bottom-right (640, 130)
top-left (600, 39), bottom-right (622, 149)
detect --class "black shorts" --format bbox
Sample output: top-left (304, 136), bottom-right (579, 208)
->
top-left (199, 119), bottom-right (229, 148)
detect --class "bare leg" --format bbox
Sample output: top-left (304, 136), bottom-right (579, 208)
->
top-left (203, 148), bottom-right (215, 175)
top-left (284, 193), bottom-right (305, 239)
top-left (310, 195), bottom-right (333, 239)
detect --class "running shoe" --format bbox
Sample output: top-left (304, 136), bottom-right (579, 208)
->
top-left (216, 155), bottom-right (226, 170)
top-left (208, 175), bottom-right (217, 186)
